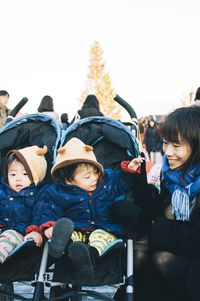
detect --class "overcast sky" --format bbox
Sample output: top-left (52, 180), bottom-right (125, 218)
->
top-left (1, 0), bottom-right (200, 120)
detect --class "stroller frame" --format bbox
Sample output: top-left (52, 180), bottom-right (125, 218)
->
top-left (0, 97), bottom-right (139, 301)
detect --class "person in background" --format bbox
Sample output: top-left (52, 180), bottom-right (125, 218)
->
top-left (143, 118), bottom-right (162, 162)
top-left (74, 94), bottom-right (104, 121)
top-left (37, 95), bottom-right (60, 121)
top-left (193, 86), bottom-right (200, 106)
top-left (0, 145), bottom-right (48, 263)
top-left (138, 118), bottom-right (145, 143)
top-left (60, 113), bottom-right (70, 130)
top-left (0, 90), bottom-right (10, 128)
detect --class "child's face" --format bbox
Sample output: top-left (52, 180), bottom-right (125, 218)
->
top-left (8, 161), bottom-right (32, 192)
top-left (67, 165), bottom-right (100, 192)
top-left (163, 138), bottom-right (192, 169)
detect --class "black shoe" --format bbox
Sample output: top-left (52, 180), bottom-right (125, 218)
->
top-left (49, 218), bottom-right (74, 259)
top-left (68, 242), bottom-right (94, 282)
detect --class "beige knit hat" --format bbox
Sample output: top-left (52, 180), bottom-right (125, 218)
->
top-left (8, 145), bottom-right (48, 185)
top-left (51, 138), bottom-right (104, 178)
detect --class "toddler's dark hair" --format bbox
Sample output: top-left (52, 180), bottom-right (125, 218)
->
top-left (5, 153), bottom-right (21, 182)
top-left (56, 162), bottom-right (101, 182)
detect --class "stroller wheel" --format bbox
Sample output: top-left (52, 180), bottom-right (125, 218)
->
top-left (0, 283), bottom-right (14, 301)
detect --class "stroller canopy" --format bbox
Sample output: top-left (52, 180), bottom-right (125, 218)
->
top-left (61, 116), bottom-right (139, 169)
top-left (0, 113), bottom-right (61, 181)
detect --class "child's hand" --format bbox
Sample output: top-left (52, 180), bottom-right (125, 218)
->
top-left (127, 156), bottom-right (145, 171)
top-left (44, 227), bottom-right (53, 239)
top-left (24, 231), bottom-right (43, 247)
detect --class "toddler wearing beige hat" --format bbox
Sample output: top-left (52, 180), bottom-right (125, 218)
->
top-left (31, 138), bottom-right (144, 281)
top-left (0, 145), bottom-right (48, 263)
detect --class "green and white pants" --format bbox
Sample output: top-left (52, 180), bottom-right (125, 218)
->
top-left (71, 229), bottom-right (117, 256)
top-left (0, 230), bottom-right (23, 263)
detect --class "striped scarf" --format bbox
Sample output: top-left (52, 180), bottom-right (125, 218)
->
top-left (162, 155), bottom-right (200, 221)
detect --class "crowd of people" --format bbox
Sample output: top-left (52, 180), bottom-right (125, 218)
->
top-left (0, 87), bottom-right (200, 301)
top-left (139, 116), bottom-right (163, 162)
top-left (0, 92), bottom-right (106, 131)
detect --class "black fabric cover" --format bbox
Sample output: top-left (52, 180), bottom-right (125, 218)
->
top-left (63, 121), bottom-right (137, 169)
top-left (52, 247), bottom-right (125, 286)
top-left (0, 120), bottom-right (58, 182)
top-left (0, 246), bottom-right (44, 282)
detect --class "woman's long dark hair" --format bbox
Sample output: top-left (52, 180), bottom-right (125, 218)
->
top-left (160, 106), bottom-right (200, 171)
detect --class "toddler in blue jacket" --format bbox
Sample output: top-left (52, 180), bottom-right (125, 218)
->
top-left (0, 145), bottom-right (47, 263)
top-left (30, 137), bottom-right (144, 280)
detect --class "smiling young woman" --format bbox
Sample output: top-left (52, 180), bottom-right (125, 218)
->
top-left (120, 105), bottom-right (200, 301)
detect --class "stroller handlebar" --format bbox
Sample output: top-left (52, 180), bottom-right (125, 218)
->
top-left (5, 97), bottom-right (28, 124)
top-left (114, 94), bottom-right (137, 120)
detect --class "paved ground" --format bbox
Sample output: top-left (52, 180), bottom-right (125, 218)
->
top-left (13, 282), bottom-right (117, 300)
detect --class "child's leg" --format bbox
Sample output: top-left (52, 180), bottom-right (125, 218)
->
top-left (68, 230), bottom-right (122, 282)
top-left (49, 218), bottom-right (74, 258)
top-left (88, 229), bottom-right (122, 256)
top-left (0, 230), bottom-right (23, 263)
top-left (71, 231), bottom-right (83, 242)
top-left (68, 230), bottom-right (96, 281)
top-left (68, 241), bottom-right (94, 282)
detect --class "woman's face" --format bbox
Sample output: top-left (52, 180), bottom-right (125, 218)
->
top-left (163, 138), bottom-right (192, 169)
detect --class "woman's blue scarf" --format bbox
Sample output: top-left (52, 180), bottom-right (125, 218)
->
top-left (162, 155), bottom-right (200, 221)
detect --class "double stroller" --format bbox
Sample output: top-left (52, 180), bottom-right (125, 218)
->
top-left (0, 97), bottom-right (141, 301)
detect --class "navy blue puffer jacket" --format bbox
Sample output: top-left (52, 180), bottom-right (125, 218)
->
top-left (0, 179), bottom-right (46, 235)
top-left (32, 169), bottom-right (135, 237)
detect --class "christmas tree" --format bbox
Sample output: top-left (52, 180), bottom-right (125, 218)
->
top-left (80, 41), bottom-right (122, 119)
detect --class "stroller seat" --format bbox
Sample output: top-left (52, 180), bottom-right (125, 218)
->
top-left (52, 241), bottom-right (125, 287)
top-left (0, 113), bottom-right (61, 299)
top-left (47, 116), bottom-right (139, 300)
top-left (0, 114), bottom-right (139, 301)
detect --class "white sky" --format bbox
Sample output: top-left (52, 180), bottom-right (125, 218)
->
top-left (1, 0), bottom-right (200, 120)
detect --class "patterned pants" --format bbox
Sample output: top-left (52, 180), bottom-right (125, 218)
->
top-left (0, 230), bottom-right (23, 263)
top-left (71, 229), bottom-right (117, 255)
